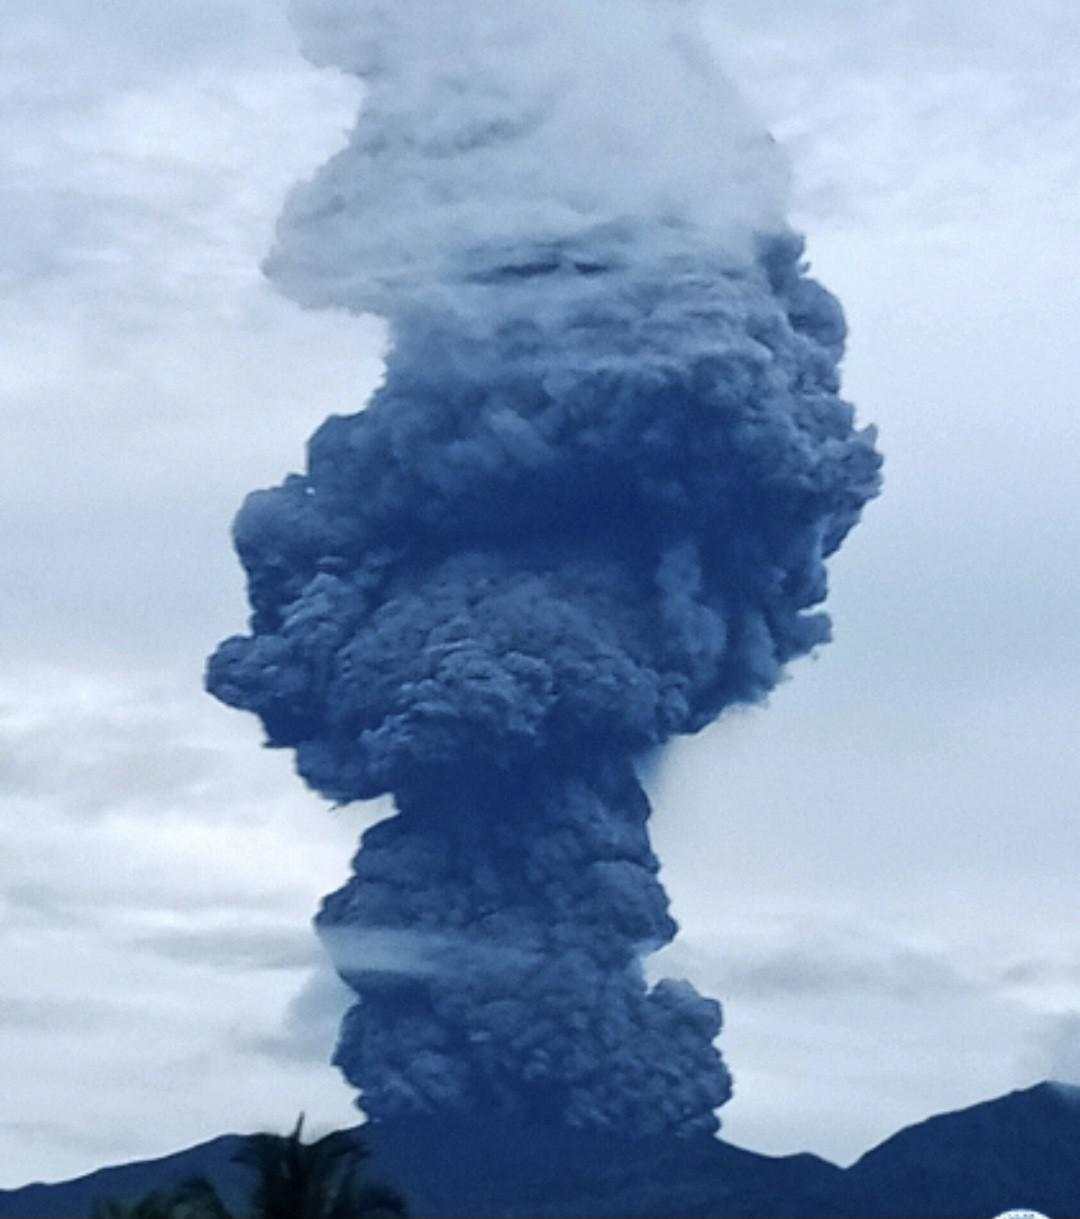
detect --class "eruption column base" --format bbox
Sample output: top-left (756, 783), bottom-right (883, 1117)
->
top-left (317, 757), bottom-right (730, 1138)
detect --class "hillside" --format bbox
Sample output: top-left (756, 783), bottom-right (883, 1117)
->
top-left (1, 1082), bottom-right (1077, 1218)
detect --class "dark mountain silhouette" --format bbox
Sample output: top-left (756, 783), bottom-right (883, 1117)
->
top-left (356, 1117), bottom-right (851, 1218)
top-left (1, 1082), bottom-right (1077, 1218)
top-left (0, 1133), bottom-right (253, 1219)
top-left (845, 1080), bottom-right (1080, 1218)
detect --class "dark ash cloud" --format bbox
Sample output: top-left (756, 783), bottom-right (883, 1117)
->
top-left (208, 0), bottom-right (880, 1139)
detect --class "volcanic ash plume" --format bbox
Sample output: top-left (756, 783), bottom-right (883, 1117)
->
top-left (208, 0), bottom-right (881, 1138)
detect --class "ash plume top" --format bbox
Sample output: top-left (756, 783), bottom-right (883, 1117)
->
top-left (207, 0), bottom-right (881, 1137)
top-left (269, 0), bottom-right (792, 320)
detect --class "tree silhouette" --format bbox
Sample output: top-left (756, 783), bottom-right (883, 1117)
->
top-left (235, 1114), bottom-right (406, 1219)
top-left (92, 1117), bottom-right (407, 1219)
top-left (91, 1176), bottom-right (231, 1219)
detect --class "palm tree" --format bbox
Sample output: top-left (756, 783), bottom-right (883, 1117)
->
top-left (234, 1114), bottom-right (407, 1219)
top-left (92, 1117), bottom-right (407, 1219)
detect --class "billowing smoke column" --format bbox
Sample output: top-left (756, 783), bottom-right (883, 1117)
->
top-left (208, 0), bottom-right (881, 1139)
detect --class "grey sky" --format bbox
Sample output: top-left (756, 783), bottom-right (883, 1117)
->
top-left (1, 0), bottom-right (1078, 1185)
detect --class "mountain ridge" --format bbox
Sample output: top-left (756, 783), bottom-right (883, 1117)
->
top-left (2, 1081), bottom-right (1077, 1217)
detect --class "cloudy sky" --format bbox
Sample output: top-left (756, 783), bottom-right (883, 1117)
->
top-left (2, 0), bottom-right (1078, 1187)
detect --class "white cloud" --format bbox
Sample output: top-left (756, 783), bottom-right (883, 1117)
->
top-left (649, 915), bottom-right (1077, 1162)
top-left (704, 0), bottom-right (1080, 231)
top-left (0, 672), bottom-right (374, 1185)
top-left (242, 957), bottom-right (353, 1065)
top-left (274, 0), bottom-right (791, 319)
top-left (1037, 1013), bottom-right (1080, 1083)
